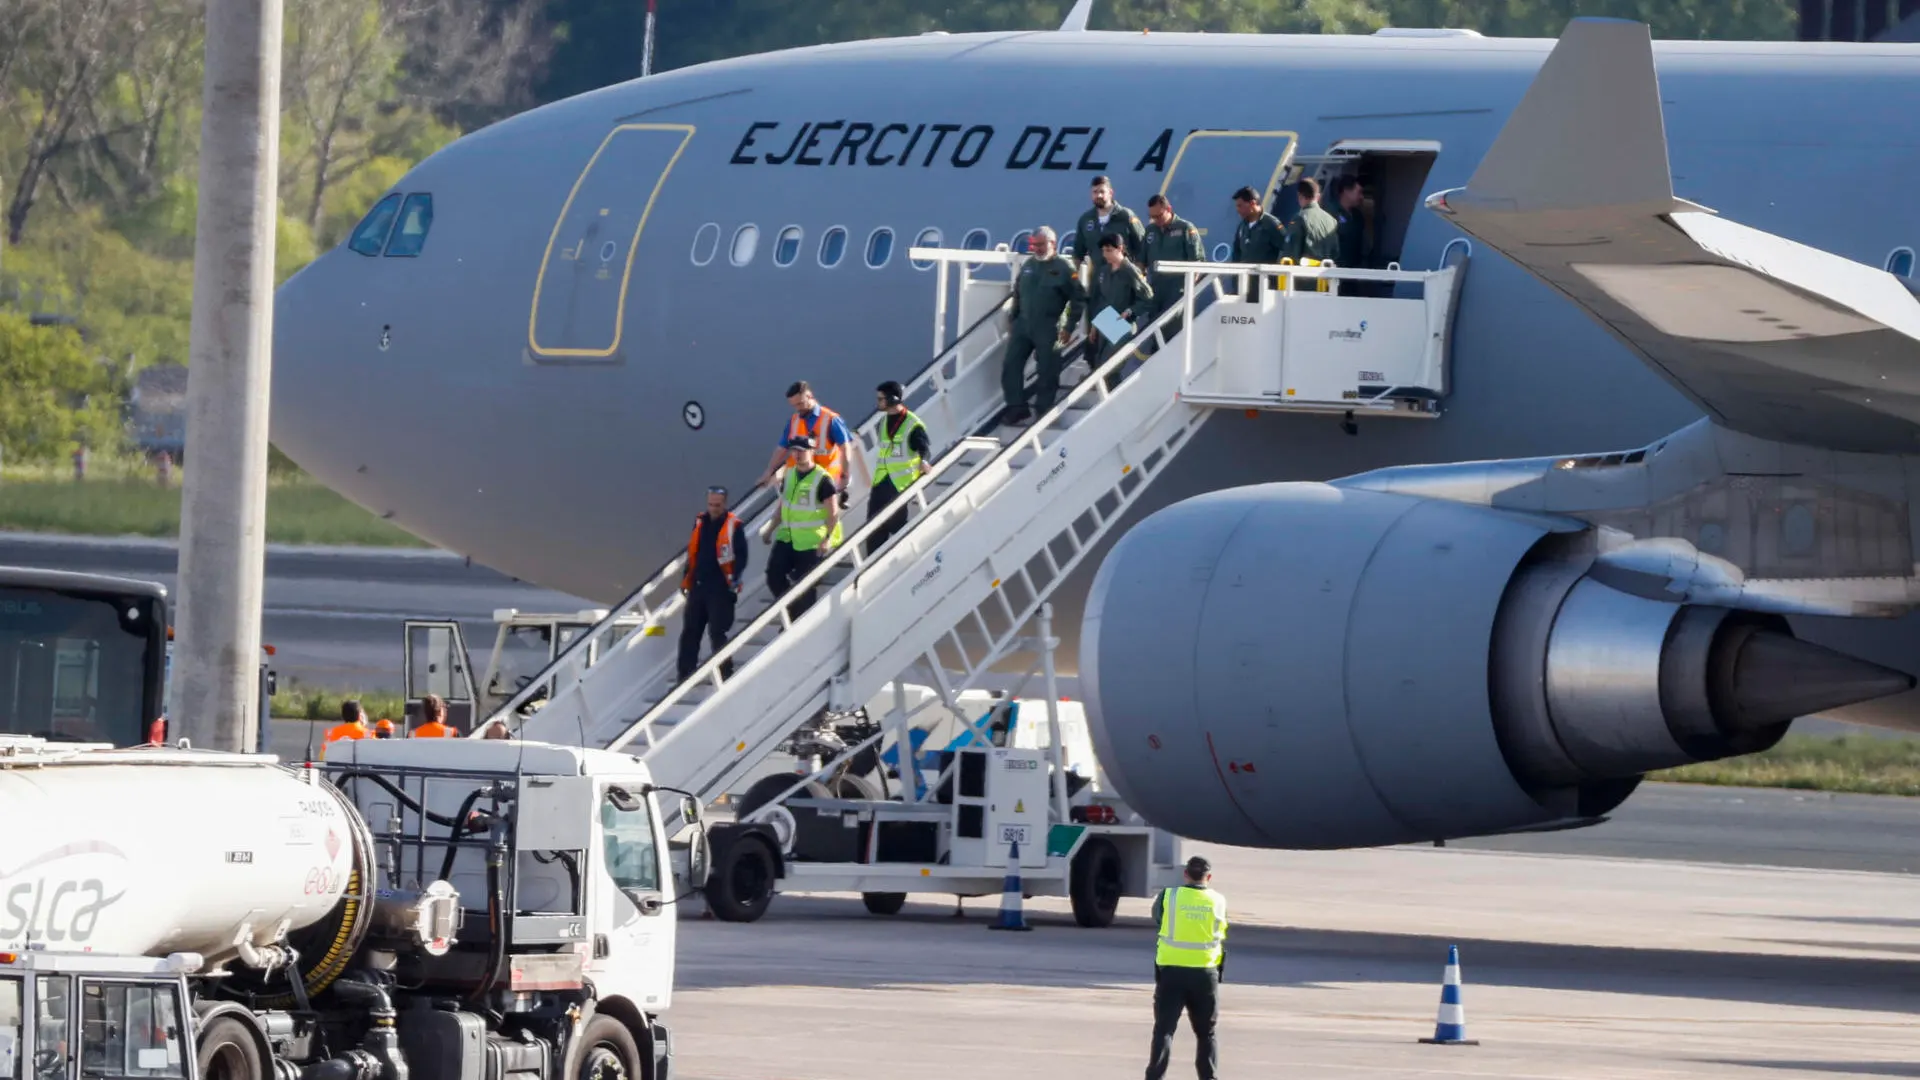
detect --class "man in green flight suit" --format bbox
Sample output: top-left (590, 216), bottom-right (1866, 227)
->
top-left (1228, 185), bottom-right (1283, 301)
top-left (1091, 234), bottom-right (1153, 387)
top-left (1000, 226), bottom-right (1086, 426)
top-left (1280, 176), bottom-right (1340, 265)
top-left (1142, 193), bottom-right (1203, 351)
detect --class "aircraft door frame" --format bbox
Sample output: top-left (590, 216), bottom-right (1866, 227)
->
top-left (404, 619), bottom-right (475, 733)
top-left (1157, 130), bottom-right (1299, 255)
top-left (527, 122), bottom-right (696, 363)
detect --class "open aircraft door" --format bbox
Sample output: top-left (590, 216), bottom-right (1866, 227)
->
top-left (1157, 130), bottom-right (1298, 261)
top-left (527, 123), bottom-right (695, 363)
top-left (404, 619), bottom-right (476, 733)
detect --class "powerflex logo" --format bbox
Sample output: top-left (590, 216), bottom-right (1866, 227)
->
top-left (910, 551), bottom-right (945, 597)
top-left (1035, 444), bottom-right (1070, 494)
top-left (1329, 319), bottom-right (1367, 342)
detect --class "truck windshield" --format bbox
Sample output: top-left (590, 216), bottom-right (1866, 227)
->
top-left (1, 977), bottom-right (19, 1080)
top-left (79, 982), bottom-right (184, 1080)
top-left (601, 796), bottom-right (660, 893)
top-left (0, 587), bottom-right (158, 745)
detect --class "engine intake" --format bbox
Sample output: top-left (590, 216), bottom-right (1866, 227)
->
top-left (1082, 483), bottom-right (1913, 849)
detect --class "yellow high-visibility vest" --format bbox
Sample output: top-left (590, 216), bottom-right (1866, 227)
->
top-left (1154, 885), bottom-right (1227, 968)
top-left (776, 466), bottom-right (835, 551)
top-left (874, 411), bottom-right (926, 493)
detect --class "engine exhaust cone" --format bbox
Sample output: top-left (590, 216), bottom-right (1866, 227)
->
top-left (1719, 627), bottom-right (1916, 731)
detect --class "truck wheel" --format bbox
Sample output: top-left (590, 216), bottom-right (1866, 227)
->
top-left (705, 835), bottom-right (777, 922)
top-left (574, 1015), bottom-right (642, 1080)
top-left (197, 1016), bottom-right (264, 1080)
top-left (1070, 838), bottom-right (1123, 928)
top-left (861, 892), bottom-right (907, 915)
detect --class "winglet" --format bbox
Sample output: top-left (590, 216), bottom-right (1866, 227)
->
top-left (1059, 0), bottom-right (1094, 32)
top-left (1457, 18), bottom-right (1676, 214)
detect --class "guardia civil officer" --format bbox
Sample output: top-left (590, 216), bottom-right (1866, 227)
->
top-left (1090, 234), bottom-right (1152, 386)
top-left (766, 436), bottom-right (841, 617)
top-left (1143, 194), bottom-right (1204, 341)
top-left (679, 485), bottom-right (747, 682)
top-left (866, 380), bottom-right (931, 555)
top-left (999, 226), bottom-right (1087, 426)
top-left (1144, 855), bottom-right (1228, 1080)
top-left (1228, 185), bottom-right (1284, 300)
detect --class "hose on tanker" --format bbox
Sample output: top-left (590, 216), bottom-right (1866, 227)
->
top-left (435, 788), bottom-right (493, 886)
top-left (330, 771), bottom-right (466, 828)
top-left (468, 836), bottom-right (508, 1004)
top-left (252, 780), bottom-right (378, 1010)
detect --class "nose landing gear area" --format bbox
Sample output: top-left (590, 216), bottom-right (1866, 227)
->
top-left (526, 123), bottom-right (694, 363)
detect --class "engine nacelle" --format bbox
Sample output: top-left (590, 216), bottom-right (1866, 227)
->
top-left (1082, 483), bottom-right (1912, 848)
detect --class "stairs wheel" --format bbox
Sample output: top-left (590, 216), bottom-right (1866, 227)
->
top-left (861, 892), bottom-right (908, 916)
top-left (1069, 837), bottom-right (1123, 928)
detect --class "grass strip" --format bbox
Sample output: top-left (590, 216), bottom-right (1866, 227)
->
top-left (1651, 733), bottom-right (1920, 797)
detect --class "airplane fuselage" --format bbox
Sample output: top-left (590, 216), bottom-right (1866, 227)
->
top-left (270, 29), bottom-right (1920, 716)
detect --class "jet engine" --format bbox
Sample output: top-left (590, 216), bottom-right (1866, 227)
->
top-left (1081, 483), bottom-right (1914, 849)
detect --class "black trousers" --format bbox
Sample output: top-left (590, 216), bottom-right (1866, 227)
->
top-left (677, 585), bottom-right (736, 681)
top-left (1145, 965), bottom-right (1219, 1080)
top-left (865, 479), bottom-right (909, 556)
top-left (766, 541), bottom-right (822, 616)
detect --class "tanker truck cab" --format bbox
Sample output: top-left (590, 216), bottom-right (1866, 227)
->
top-left (0, 951), bottom-right (196, 1080)
top-left (323, 738), bottom-right (704, 1080)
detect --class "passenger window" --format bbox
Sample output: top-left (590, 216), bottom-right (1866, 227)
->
top-left (1887, 247), bottom-right (1914, 279)
top-left (347, 194), bottom-right (403, 257)
top-left (600, 796), bottom-right (659, 893)
top-left (2, 977), bottom-right (19, 1080)
top-left (961, 229), bottom-right (989, 252)
top-left (1210, 242), bottom-right (1230, 263)
top-left (818, 227), bottom-right (848, 268)
top-left (382, 194), bottom-right (433, 257)
top-left (774, 226), bottom-right (803, 267)
top-left (866, 227), bottom-right (894, 269)
top-left (1441, 238), bottom-right (1472, 269)
top-left (909, 228), bottom-right (943, 270)
top-left (690, 223), bottom-right (720, 266)
top-left (80, 981), bottom-right (184, 1080)
top-left (34, 978), bottom-right (68, 1080)
top-left (1010, 230), bottom-right (1033, 254)
top-left (729, 224), bottom-right (760, 267)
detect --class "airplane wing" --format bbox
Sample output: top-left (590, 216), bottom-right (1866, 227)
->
top-left (1427, 17), bottom-right (1920, 455)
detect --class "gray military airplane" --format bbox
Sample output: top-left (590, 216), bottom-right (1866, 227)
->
top-left (272, 12), bottom-right (1920, 847)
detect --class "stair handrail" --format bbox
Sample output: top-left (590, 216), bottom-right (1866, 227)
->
top-left (627, 274), bottom-right (1223, 768)
top-left (478, 291), bottom-right (1021, 732)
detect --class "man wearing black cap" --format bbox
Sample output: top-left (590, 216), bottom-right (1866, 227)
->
top-left (1145, 855), bottom-right (1228, 1080)
top-left (766, 435), bottom-right (840, 617)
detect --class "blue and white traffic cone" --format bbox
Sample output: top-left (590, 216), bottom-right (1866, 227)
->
top-left (1418, 945), bottom-right (1479, 1045)
top-left (988, 841), bottom-right (1032, 932)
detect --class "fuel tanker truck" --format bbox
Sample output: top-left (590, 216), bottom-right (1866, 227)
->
top-left (0, 733), bottom-right (710, 1080)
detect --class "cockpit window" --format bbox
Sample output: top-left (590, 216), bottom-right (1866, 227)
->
top-left (348, 194), bottom-right (403, 257)
top-left (383, 194), bottom-right (434, 257)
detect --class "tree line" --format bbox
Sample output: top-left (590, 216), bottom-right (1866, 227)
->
top-left (0, 0), bottom-right (1797, 462)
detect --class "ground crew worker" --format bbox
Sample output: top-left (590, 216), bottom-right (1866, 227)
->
top-left (1000, 226), bottom-right (1086, 426)
top-left (321, 700), bottom-right (369, 758)
top-left (1281, 176), bottom-right (1340, 266)
top-left (412, 694), bottom-right (459, 737)
top-left (1228, 185), bottom-right (1284, 301)
top-left (1143, 194), bottom-right (1203, 343)
top-left (758, 381), bottom-right (867, 495)
top-left (1091, 234), bottom-right (1153, 386)
top-left (680, 485), bottom-right (747, 682)
top-left (1144, 856), bottom-right (1228, 1080)
top-left (1076, 175), bottom-right (1146, 303)
top-left (866, 380), bottom-right (931, 555)
top-left (766, 436), bottom-right (840, 616)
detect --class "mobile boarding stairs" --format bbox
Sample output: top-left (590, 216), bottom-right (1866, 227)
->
top-left (471, 248), bottom-right (1460, 922)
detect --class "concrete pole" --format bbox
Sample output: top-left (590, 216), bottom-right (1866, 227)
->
top-left (173, 0), bottom-right (283, 751)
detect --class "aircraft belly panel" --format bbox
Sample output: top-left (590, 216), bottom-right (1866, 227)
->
top-left (528, 123), bottom-right (695, 361)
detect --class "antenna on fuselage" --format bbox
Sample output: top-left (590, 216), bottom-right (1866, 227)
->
top-left (1059, 0), bottom-right (1094, 31)
top-left (641, 0), bottom-right (658, 77)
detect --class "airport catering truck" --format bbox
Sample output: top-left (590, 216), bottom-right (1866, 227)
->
top-left (0, 733), bottom-right (709, 1080)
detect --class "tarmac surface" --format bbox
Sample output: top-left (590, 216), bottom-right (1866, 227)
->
top-left (668, 842), bottom-right (1920, 1080)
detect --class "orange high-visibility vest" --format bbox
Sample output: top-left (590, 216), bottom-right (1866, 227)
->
top-left (321, 722), bottom-right (367, 759)
top-left (412, 720), bottom-right (457, 738)
top-left (784, 407), bottom-right (847, 482)
top-left (683, 512), bottom-right (743, 590)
